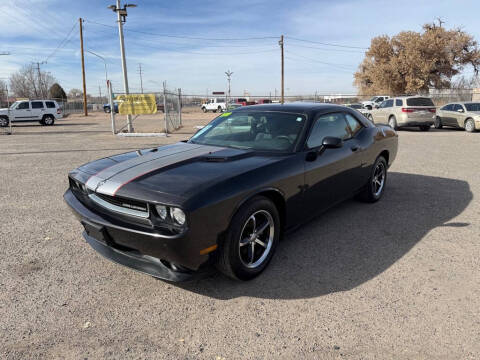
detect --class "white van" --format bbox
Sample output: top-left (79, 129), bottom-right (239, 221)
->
top-left (0, 100), bottom-right (63, 127)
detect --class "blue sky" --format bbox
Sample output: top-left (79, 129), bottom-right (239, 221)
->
top-left (1, 0), bottom-right (480, 96)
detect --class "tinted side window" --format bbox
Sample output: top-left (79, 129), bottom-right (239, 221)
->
top-left (17, 102), bottom-right (30, 110)
top-left (395, 99), bottom-right (403, 106)
top-left (45, 101), bottom-right (56, 108)
top-left (31, 101), bottom-right (44, 109)
top-left (384, 99), bottom-right (394, 108)
top-left (345, 113), bottom-right (363, 136)
top-left (453, 104), bottom-right (463, 111)
top-left (440, 104), bottom-right (450, 111)
top-left (307, 113), bottom-right (350, 148)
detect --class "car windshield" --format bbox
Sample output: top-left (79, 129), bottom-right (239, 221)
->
top-left (189, 111), bottom-right (306, 152)
top-left (406, 97), bottom-right (434, 106)
top-left (464, 103), bottom-right (480, 112)
top-left (9, 101), bottom-right (20, 109)
top-left (369, 97), bottom-right (378, 101)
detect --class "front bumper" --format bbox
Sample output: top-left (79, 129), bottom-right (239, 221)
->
top-left (64, 189), bottom-right (213, 281)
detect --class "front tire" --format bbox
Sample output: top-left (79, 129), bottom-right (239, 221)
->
top-left (217, 196), bottom-right (280, 281)
top-left (0, 116), bottom-right (9, 127)
top-left (201, 107), bottom-right (207, 113)
top-left (434, 116), bottom-right (443, 129)
top-left (465, 118), bottom-right (476, 133)
top-left (357, 156), bottom-right (387, 203)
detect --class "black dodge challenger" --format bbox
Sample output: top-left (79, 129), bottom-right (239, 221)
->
top-left (65, 103), bottom-right (398, 281)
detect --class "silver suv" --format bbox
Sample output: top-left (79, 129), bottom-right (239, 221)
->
top-left (368, 96), bottom-right (436, 131)
top-left (0, 99), bottom-right (63, 127)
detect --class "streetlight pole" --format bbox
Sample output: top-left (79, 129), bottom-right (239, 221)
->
top-left (86, 50), bottom-right (108, 85)
top-left (108, 0), bottom-right (137, 132)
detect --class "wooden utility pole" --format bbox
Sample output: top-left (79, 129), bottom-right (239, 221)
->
top-left (279, 35), bottom-right (284, 104)
top-left (79, 18), bottom-right (88, 116)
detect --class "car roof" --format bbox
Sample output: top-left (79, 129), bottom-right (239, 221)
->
top-left (233, 102), bottom-right (349, 113)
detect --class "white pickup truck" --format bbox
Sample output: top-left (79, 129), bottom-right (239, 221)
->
top-left (362, 96), bottom-right (390, 110)
top-left (201, 98), bottom-right (226, 113)
top-left (0, 99), bottom-right (63, 127)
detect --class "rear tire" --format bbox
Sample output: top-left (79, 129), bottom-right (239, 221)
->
top-left (42, 115), bottom-right (55, 126)
top-left (434, 116), bottom-right (443, 129)
top-left (388, 116), bottom-right (398, 130)
top-left (420, 125), bottom-right (430, 131)
top-left (357, 156), bottom-right (387, 203)
top-left (216, 196), bottom-right (280, 281)
top-left (218, 106), bottom-right (223, 113)
top-left (465, 118), bottom-right (476, 133)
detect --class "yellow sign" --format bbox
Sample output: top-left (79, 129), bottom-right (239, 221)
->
top-left (115, 94), bottom-right (157, 115)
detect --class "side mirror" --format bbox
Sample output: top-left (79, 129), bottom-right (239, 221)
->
top-left (457, 108), bottom-right (464, 113)
top-left (322, 136), bottom-right (343, 149)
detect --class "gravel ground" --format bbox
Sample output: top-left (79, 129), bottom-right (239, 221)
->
top-left (1, 112), bottom-right (479, 359)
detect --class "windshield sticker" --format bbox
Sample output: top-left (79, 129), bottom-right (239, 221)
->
top-left (220, 112), bottom-right (232, 117)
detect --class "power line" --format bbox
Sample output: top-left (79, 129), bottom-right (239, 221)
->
top-left (84, 19), bottom-right (278, 41)
top-left (44, 21), bottom-right (78, 63)
top-left (288, 43), bottom-right (366, 54)
top-left (285, 36), bottom-right (368, 50)
top-left (285, 50), bottom-right (356, 70)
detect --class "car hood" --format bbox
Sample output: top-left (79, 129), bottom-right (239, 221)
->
top-left (71, 142), bottom-right (284, 204)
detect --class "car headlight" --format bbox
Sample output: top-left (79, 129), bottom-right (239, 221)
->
top-left (155, 205), bottom-right (168, 220)
top-left (170, 207), bottom-right (186, 225)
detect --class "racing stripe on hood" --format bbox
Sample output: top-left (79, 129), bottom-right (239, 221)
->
top-left (85, 143), bottom-right (193, 191)
top-left (90, 143), bottom-right (223, 196)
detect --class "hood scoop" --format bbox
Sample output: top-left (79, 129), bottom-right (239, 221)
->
top-left (202, 148), bottom-right (253, 162)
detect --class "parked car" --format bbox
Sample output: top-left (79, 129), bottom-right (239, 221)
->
top-left (103, 101), bottom-right (119, 113)
top-left (64, 103), bottom-right (398, 281)
top-left (201, 98), bottom-right (226, 113)
top-left (0, 99), bottom-right (62, 127)
top-left (435, 102), bottom-right (480, 132)
top-left (362, 96), bottom-right (390, 110)
top-left (343, 103), bottom-right (364, 110)
top-left (368, 96), bottom-right (436, 131)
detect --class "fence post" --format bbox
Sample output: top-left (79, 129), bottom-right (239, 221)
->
top-left (107, 80), bottom-right (116, 135)
top-left (178, 88), bottom-right (182, 128)
top-left (163, 81), bottom-right (168, 134)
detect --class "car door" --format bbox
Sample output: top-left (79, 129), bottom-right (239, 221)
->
top-left (452, 104), bottom-right (466, 127)
top-left (437, 104), bottom-right (451, 125)
top-left (30, 101), bottom-right (45, 120)
top-left (303, 112), bottom-right (364, 217)
top-left (13, 101), bottom-right (33, 121)
top-left (444, 104), bottom-right (459, 126)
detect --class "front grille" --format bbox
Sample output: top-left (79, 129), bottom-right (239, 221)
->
top-left (89, 192), bottom-right (149, 218)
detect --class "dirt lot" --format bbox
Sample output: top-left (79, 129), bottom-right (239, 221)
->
top-left (1, 111), bottom-right (479, 359)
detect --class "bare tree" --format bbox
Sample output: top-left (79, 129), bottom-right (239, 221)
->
top-left (355, 20), bottom-right (480, 95)
top-left (9, 64), bottom-right (56, 99)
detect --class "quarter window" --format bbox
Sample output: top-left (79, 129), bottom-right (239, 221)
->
top-left (345, 114), bottom-right (363, 136)
top-left (395, 99), bottom-right (403, 106)
top-left (45, 101), bottom-right (56, 108)
top-left (307, 112), bottom-right (350, 148)
top-left (31, 101), bottom-right (44, 109)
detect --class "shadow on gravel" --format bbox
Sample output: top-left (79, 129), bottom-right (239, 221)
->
top-left (180, 172), bottom-right (472, 299)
